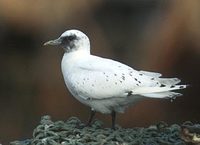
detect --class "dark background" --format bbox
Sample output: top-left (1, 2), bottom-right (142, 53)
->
top-left (0, 0), bottom-right (199, 144)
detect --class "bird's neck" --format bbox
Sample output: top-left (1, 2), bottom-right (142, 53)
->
top-left (76, 40), bottom-right (90, 53)
top-left (63, 49), bottom-right (90, 61)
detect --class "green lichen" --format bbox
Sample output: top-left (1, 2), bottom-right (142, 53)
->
top-left (10, 115), bottom-right (186, 145)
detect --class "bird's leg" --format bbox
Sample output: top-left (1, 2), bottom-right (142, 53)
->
top-left (85, 109), bottom-right (96, 126)
top-left (111, 111), bottom-right (116, 129)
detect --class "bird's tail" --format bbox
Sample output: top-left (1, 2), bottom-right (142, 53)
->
top-left (132, 77), bottom-right (188, 99)
top-left (141, 91), bottom-right (182, 99)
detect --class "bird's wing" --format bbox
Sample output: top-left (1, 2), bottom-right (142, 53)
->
top-left (70, 55), bottom-right (160, 100)
top-left (139, 70), bottom-right (162, 78)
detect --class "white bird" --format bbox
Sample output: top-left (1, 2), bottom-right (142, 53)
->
top-left (44, 29), bottom-right (187, 129)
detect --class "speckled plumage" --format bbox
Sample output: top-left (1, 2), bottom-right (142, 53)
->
top-left (45, 30), bottom-right (187, 115)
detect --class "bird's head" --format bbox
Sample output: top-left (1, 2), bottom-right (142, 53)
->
top-left (44, 29), bottom-right (90, 53)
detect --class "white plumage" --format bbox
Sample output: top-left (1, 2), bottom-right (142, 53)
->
top-left (44, 29), bottom-right (187, 128)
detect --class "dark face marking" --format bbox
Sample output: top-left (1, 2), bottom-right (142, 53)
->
top-left (61, 34), bottom-right (77, 43)
top-left (170, 85), bottom-right (175, 88)
top-left (68, 35), bottom-right (77, 41)
top-left (151, 78), bottom-right (155, 80)
top-left (60, 34), bottom-right (78, 50)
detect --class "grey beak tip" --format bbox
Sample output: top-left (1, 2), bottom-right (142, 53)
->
top-left (43, 38), bottom-right (61, 46)
top-left (43, 42), bottom-right (49, 46)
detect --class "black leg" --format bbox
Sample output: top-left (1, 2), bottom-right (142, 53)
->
top-left (86, 109), bottom-right (96, 126)
top-left (111, 111), bottom-right (116, 129)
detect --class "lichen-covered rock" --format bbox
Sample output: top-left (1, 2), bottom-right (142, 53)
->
top-left (10, 115), bottom-right (190, 145)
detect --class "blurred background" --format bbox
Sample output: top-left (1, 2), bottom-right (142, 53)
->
top-left (0, 0), bottom-right (200, 144)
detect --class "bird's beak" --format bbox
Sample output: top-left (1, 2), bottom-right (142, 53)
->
top-left (43, 38), bottom-right (62, 46)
